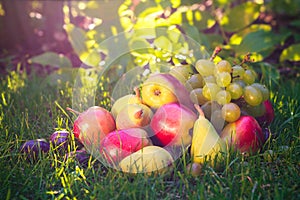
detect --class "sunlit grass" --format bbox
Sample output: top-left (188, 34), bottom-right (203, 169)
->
top-left (0, 67), bottom-right (299, 200)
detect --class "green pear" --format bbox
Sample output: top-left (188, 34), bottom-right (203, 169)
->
top-left (191, 104), bottom-right (226, 166)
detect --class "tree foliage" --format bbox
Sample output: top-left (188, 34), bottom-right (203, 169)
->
top-left (1, 0), bottom-right (300, 82)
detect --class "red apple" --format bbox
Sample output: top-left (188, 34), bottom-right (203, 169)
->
top-left (71, 106), bottom-right (116, 147)
top-left (150, 103), bottom-right (197, 147)
top-left (220, 115), bottom-right (264, 153)
top-left (255, 100), bottom-right (275, 127)
top-left (100, 128), bottom-right (152, 165)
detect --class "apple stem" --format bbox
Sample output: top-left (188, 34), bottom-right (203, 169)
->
top-left (210, 46), bottom-right (222, 61)
top-left (194, 104), bottom-right (205, 118)
top-left (66, 107), bottom-right (81, 115)
top-left (134, 87), bottom-right (142, 100)
top-left (134, 109), bottom-right (143, 119)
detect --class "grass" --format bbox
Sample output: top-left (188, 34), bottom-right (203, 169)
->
top-left (0, 67), bottom-right (299, 200)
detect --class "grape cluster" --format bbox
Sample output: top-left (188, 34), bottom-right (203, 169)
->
top-left (185, 57), bottom-right (270, 125)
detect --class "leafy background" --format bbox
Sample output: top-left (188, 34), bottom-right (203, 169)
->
top-left (1, 0), bottom-right (299, 85)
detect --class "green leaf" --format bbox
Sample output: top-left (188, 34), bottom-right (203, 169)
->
top-left (220, 2), bottom-right (261, 32)
top-left (235, 30), bottom-right (288, 55)
top-left (280, 43), bottom-right (300, 62)
top-left (29, 52), bottom-right (72, 68)
top-left (65, 24), bottom-right (87, 56)
top-left (181, 23), bottom-right (201, 43)
top-left (205, 33), bottom-right (224, 49)
top-left (182, 10), bottom-right (215, 30)
top-left (154, 36), bottom-right (172, 52)
top-left (129, 38), bottom-right (151, 54)
top-left (229, 24), bottom-right (272, 45)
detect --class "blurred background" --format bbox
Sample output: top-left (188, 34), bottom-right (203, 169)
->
top-left (0, 0), bottom-right (299, 80)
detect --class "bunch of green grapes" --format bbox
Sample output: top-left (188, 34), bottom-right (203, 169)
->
top-left (185, 56), bottom-right (270, 125)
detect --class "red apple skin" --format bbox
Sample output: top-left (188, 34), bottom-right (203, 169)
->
top-left (150, 103), bottom-right (197, 147)
top-left (220, 115), bottom-right (264, 153)
top-left (256, 100), bottom-right (275, 128)
top-left (100, 128), bottom-right (152, 165)
top-left (73, 106), bottom-right (116, 146)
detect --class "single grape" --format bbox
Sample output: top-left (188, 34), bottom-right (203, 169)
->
top-left (186, 74), bottom-right (204, 90)
top-left (241, 103), bottom-right (266, 117)
top-left (216, 90), bottom-right (231, 105)
top-left (232, 65), bottom-right (245, 77)
top-left (233, 79), bottom-right (247, 88)
top-left (190, 88), bottom-right (208, 105)
top-left (169, 65), bottom-right (193, 84)
top-left (195, 59), bottom-right (215, 76)
top-left (243, 85), bottom-right (263, 106)
top-left (226, 82), bottom-right (243, 100)
top-left (214, 60), bottom-right (232, 74)
top-left (203, 75), bottom-right (216, 84)
top-left (221, 103), bottom-right (241, 123)
top-left (251, 83), bottom-right (270, 101)
top-left (242, 69), bottom-right (256, 85)
top-left (202, 83), bottom-right (221, 101)
top-left (216, 72), bottom-right (232, 87)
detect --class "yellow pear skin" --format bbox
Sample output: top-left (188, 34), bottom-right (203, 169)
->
top-left (191, 104), bottom-right (226, 164)
top-left (119, 146), bottom-right (174, 175)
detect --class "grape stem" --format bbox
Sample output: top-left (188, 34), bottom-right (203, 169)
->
top-left (194, 104), bottom-right (205, 118)
top-left (210, 46), bottom-right (222, 61)
top-left (240, 53), bottom-right (254, 66)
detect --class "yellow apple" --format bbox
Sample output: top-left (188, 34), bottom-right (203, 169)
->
top-left (141, 73), bottom-right (194, 110)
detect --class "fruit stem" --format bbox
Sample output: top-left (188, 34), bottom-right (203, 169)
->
top-left (240, 52), bottom-right (253, 66)
top-left (134, 87), bottom-right (142, 100)
top-left (66, 107), bottom-right (81, 115)
top-left (194, 104), bottom-right (205, 118)
top-left (134, 109), bottom-right (143, 119)
top-left (210, 46), bottom-right (222, 61)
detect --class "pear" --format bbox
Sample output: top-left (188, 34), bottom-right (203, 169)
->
top-left (119, 146), bottom-right (174, 175)
top-left (111, 88), bottom-right (142, 118)
top-left (191, 104), bottom-right (226, 165)
top-left (116, 103), bottom-right (153, 130)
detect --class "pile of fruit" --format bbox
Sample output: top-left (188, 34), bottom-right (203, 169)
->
top-left (20, 48), bottom-right (275, 176)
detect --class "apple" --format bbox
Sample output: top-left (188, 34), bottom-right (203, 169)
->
top-left (70, 106), bottom-right (116, 147)
top-left (100, 128), bottom-right (152, 165)
top-left (255, 100), bottom-right (275, 127)
top-left (141, 73), bottom-right (194, 111)
top-left (111, 87), bottom-right (142, 118)
top-left (116, 103), bottom-right (153, 130)
top-left (220, 115), bottom-right (264, 153)
top-left (150, 103), bottom-right (197, 147)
